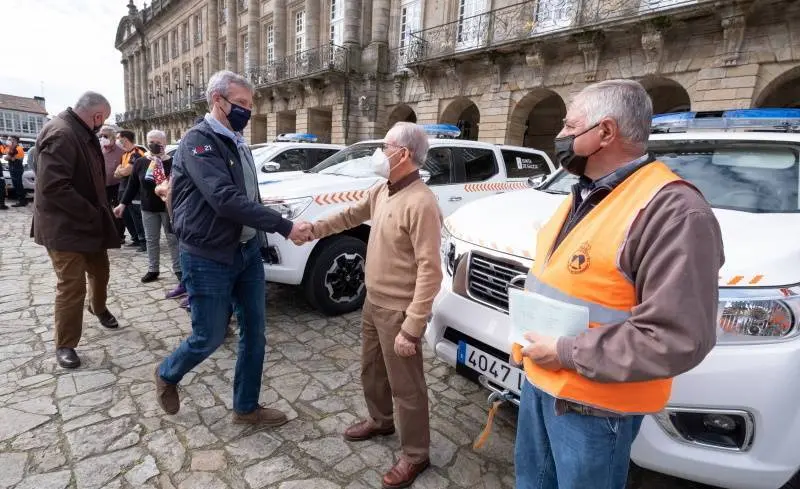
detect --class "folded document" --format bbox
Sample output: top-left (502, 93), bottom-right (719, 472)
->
top-left (508, 289), bottom-right (589, 347)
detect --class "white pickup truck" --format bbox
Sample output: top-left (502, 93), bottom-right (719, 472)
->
top-left (258, 124), bottom-right (555, 315)
top-left (427, 109), bottom-right (800, 489)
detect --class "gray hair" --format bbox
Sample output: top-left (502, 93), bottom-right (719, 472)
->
top-left (99, 125), bottom-right (117, 137)
top-left (74, 91), bottom-right (111, 112)
top-left (572, 79), bottom-right (653, 145)
top-left (146, 129), bottom-right (167, 143)
top-left (388, 122), bottom-right (429, 167)
top-left (205, 70), bottom-right (254, 106)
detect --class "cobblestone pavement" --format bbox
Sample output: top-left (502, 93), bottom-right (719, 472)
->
top-left (0, 205), bottom-right (715, 489)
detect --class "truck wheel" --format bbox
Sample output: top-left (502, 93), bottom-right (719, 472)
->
top-left (783, 471), bottom-right (800, 489)
top-left (304, 235), bottom-right (367, 316)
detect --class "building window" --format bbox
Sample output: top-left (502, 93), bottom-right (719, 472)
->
top-left (194, 14), bottom-right (203, 44)
top-left (220, 6), bottom-right (227, 24)
top-left (243, 34), bottom-right (250, 74)
top-left (171, 30), bottom-right (179, 58)
top-left (238, 0), bottom-right (247, 11)
top-left (161, 36), bottom-right (169, 63)
top-left (182, 23), bottom-right (190, 52)
top-left (456, 0), bottom-right (488, 50)
top-left (330, 0), bottom-right (344, 45)
top-left (399, 0), bottom-right (421, 62)
top-left (152, 42), bottom-right (160, 67)
top-left (295, 10), bottom-right (306, 54)
top-left (265, 24), bottom-right (275, 64)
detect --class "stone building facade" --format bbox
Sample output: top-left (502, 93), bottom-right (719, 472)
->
top-left (116, 0), bottom-right (800, 156)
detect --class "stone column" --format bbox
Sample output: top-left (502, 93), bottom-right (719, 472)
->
top-left (247, 0), bottom-right (260, 74)
top-left (226, 0), bottom-right (238, 72)
top-left (208, 0), bottom-right (220, 74)
top-left (305, 0), bottom-right (320, 51)
top-left (139, 50), bottom-right (148, 112)
top-left (344, 0), bottom-right (362, 46)
top-left (364, 0), bottom-right (390, 72)
top-left (274, 0), bottom-right (287, 61)
top-left (122, 59), bottom-right (130, 111)
top-left (371, 0), bottom-right (390, 44)
top-left (134, 51), bottom-right (142, 110)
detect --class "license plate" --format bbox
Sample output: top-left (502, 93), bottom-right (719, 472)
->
top-left (457, 341), bottom-right (523, 394)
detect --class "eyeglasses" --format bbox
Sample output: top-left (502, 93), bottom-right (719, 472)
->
top-left (381, 143), bottom-right (405, 152)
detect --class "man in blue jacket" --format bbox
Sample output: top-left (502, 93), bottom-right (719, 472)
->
top-left (154, 70), bottom-right (313, 426)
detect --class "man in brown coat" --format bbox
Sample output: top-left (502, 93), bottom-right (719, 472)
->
top-left (33, 91), bottom-right (122, 369)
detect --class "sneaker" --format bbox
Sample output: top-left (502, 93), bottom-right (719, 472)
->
top-left (165, 284), bottom-right (187, 299)
top-left (153, 365), bottom-right (180, 414)
top-left (232, 405), bottom-right (288, 427)
top-left (141, 271), bottom-right (159, 283)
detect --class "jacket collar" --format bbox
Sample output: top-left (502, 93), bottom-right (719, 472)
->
top-left (64, 108), bottom-right (98, 142)
top-left (204, 113), bottom-right (245, 146)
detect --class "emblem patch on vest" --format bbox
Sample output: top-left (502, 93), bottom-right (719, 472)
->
top-left (568, 242), bottom-right (591, 274)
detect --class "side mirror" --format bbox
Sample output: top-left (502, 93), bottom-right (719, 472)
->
top-left (419, 169), bottom-right (431, 184)
top-left (528, 174), bottom-right (547, 188)
top-left (261, 162), bottom-right (280, 173)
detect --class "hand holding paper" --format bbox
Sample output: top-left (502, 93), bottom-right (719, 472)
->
top-left (508, 289), bottom-right (589, 348)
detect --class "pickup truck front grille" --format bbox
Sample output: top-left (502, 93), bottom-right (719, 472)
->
top-left (466, 252), bottom-right (528, 313)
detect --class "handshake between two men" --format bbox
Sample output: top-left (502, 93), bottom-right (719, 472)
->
top-left (287, 221), bottom-right (316, 245)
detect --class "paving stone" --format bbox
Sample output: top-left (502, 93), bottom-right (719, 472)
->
top-left (299, 436), bottom-right (353, 465)
top-left (66, 417), bottom-right (137, 460)
top-left (225, 431), bottom-right (281, 463)
top-left (0, 408), bottom-right (50, 442)
top-left (125, 455), bottom-right (160, 486)
top-left (145, 428), bottom-right (186, 473)
top-left (177, 472), bottom-right (229, 489)
top-left (279, 479), bottom-right (342, 489)
top-left (184, 424), bottom-right (220, 449)
top-left (0, 452), bottom-right (27, 488)
top-left (73, 447), bottom-right (144, 489)
top-left (190, 449), bottom-right (227, 471)
top-left (244, 456), bottom-right (302, 488)
top-left (14, 470), bottom-right (71, 489)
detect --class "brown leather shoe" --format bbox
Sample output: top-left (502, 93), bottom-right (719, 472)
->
top-left (154, 365), bottom-right (180, 414)
top-left (343, 419), bottom-right (396, 442)
top-left (232, 405), bottom-right (288, 427)
top-left (382, 458), bottom-right (430, 489)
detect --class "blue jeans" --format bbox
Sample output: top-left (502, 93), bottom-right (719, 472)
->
top-left (159, 238), bottom-right (266, 414)
top-left (515, 380), bottom-right (644, 489)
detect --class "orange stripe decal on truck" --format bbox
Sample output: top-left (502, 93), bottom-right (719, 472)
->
top-left (463, 182), bottom-right (530, 192)
top-left (313, 190), bottom-right (367, 206)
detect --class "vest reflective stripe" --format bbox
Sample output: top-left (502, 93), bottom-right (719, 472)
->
top-left (525, 273), bottom-right (632, 325)
top-left (519, 161), bottom-right (687, 414)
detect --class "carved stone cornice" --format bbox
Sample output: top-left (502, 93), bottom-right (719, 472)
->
top-left (575, 31), bottom-right (604, 82)
top-left (717, 1), bottom-right (752, 66)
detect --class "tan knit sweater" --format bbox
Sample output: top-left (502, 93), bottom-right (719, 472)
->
top-left (312, 177), bottom-right (443, 337)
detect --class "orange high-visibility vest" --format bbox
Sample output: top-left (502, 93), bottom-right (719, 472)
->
top-left (517, 161), bottom-right (690, 414)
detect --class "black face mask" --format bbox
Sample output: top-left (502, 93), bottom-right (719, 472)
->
top-left (148, 143), bottom-right (163, 154)
top-left (221, 96), bottom-right (251, 132)
top-left (553, 123), bottom-right (602, 176)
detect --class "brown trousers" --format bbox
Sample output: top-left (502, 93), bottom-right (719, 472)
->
top-left (47, 249), bottom-right (110, 349)
top-left (361, 299), bottom-right (430, 464)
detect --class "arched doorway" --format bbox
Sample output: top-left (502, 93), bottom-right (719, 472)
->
top-left (440, 97), bottom-right (480, 141)
top-left (387, 104), bottom-right (418, 129)
top-left (754, 66), bottom-right (800, 108)
top-left (506, 89), bottom-right (566, 159)
top-left (640, 77), bottom-right (691, 114)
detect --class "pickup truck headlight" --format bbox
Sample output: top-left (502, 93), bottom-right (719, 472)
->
top-left (263, 196), bottom-right (312, 220)
top-left (440, 225), bottom-right (456, 276)
top-left (717, 289), bottom-right (800, 343)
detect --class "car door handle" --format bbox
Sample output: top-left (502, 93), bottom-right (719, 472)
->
top-left (448, 196), bottom-right (462, 202)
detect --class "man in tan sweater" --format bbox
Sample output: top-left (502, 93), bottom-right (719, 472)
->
top-left (306, 122), bottom-right (442, 488)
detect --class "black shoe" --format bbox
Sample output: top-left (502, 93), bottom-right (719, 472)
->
top-left (142, 271), bottom-right (160, 283)
top-left (175, 271), bottom-right (182, 282)
top-left (126, 241), bottom-right (141, 248)
top-left (12, 201), bottom-right (26, 207)
top-left (93, 308), bottom-right (119, 329)
top-left (0, 205), bottom-right (8, 210)
top-left (56, 348), bottom-right (81, 369)
top-left (137, 244), bottom-right (147, 252)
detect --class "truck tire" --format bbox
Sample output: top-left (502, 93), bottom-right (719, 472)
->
top-left (303, 235), bottom-right (367, 316)
top-left (783, 471), bottom-right (800, 489)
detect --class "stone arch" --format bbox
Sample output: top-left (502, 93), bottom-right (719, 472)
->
top-left (440, 97), bottom-right (480, 140)
top-left (639, 76), bottom-right (691, 114)
top-left (753, 65), bottom-right (800, 108)
top-left (387, 104), bottom-right (418, 128)
top-left (506, 89), bottom-right (566, 158)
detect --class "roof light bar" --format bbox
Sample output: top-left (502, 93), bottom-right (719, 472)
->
top-left (651, 109), bottom-right (800, 133)
top-left (421, 123), bottom-right (461, 139)
top-left (274, 133), bottom-right (319, 143)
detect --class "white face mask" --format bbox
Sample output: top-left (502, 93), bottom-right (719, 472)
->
top-left (99, 136), bottom-right (111, 147)
top-left (370, 147), bottom-right (403, 180)
top-left (5, 139), bottom-right (12, 146)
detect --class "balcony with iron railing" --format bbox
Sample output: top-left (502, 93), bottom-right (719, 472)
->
top-left (248, 43), bottom-right (348, 87)
top-left (389, 0), bottom-right (718, 72)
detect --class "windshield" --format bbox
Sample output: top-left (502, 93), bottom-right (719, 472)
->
top-left (251, 145), bottom-right (282, 165)
top-left (540, 140), bottom-right (800, 213)
top-left (308, 142), bottom-right (382, 178)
